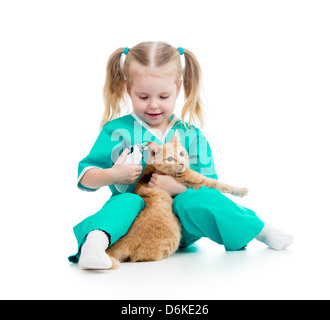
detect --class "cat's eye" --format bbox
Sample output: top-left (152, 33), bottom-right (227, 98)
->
top-left (167, 156), bottom-right (173, 162)
top-left (180, 151), bottom-right (185, 157)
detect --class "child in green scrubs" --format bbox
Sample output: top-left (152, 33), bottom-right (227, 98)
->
top-left (69, 42), bottom-right (293, 270)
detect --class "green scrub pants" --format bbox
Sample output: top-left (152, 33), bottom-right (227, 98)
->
top-left (68, 187), bottom-right (264, 263)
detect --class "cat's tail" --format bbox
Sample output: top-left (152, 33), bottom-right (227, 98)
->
top-left (109, 256), bottom-right (120, 269)
top-left (106, 238), bottom-right (131, 269)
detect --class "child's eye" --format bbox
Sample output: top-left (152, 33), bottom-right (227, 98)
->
top-left (160, 96), bottom-right (169, 99)
top-left (167, 156), bottom-right (173, 162)
top-left (180, 151), bottom-right (185, 157)
top-left (140, 96), bottom-right (148, 100)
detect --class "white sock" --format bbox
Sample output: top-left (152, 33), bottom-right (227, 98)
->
top-left (78, 230), bottom-right (112, 270)
top-left (256, 224), bottom-right (293, 250)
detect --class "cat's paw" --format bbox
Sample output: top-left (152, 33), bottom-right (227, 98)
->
top-left (235, 188), bottom-right (249, 197)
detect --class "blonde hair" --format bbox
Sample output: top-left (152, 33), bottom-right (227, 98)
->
top-left (102, 41), bottom-right (204, 129)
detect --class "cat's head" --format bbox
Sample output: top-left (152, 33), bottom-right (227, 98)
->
top-left (147, 131), bottom-right (189, 175)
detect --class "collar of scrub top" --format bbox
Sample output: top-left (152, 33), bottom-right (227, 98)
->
top-left (130, 111), bottom-right (180, 143)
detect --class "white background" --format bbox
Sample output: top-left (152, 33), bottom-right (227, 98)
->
top-left (0, 0), bottom-right (329, 300)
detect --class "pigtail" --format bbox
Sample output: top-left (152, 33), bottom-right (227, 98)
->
top-left (181, 49), bottom-right (204, 128)
top-left (101, 47), bottom-right (127, 129)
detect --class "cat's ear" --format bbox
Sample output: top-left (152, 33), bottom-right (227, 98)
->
top-left (170, 131), bottom-right (181, 144)
top-left (148, 141), bottom-right (161, 157)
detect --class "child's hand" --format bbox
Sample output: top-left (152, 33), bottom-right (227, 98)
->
top-left (110, 149), bottom-right (143, 185)
top-left (148, 173), bottom-right (187, 196)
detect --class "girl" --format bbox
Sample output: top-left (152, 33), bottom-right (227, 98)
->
top-left (69, 41), bottom-right (293, 270)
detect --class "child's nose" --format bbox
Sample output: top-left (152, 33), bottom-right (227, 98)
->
top-left (149, 99), bottom-right (158, 109)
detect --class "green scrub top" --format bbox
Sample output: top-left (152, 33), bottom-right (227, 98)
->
top-left (77, 112), bottom-right (218, 194)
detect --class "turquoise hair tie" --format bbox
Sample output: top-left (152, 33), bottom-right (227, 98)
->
top-left (123, 47), bottom-right (130, 55)
top-left (177, 47), bottom-right (184, 55)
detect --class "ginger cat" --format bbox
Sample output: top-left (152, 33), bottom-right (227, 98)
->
top-left (106, 131), bottom-right (248, 268)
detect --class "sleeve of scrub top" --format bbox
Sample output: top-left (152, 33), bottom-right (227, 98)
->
top-left (77, 122), bottom-right (123, 192)
top-left (188, 128), bottom-right (218, 180)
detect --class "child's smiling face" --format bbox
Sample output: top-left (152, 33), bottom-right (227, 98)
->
top-left (127, 61), bottom-right (182, 131)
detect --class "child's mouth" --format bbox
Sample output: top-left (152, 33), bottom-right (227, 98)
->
top-left (146, 112), bottom-right (163, 118)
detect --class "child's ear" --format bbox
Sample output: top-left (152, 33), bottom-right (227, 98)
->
top-left (176, 80), bottom-right (182, 97)
top-left (148, 141), bottom-right (161, 157)
top-left (125, 81), bottom-right (131, 96)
